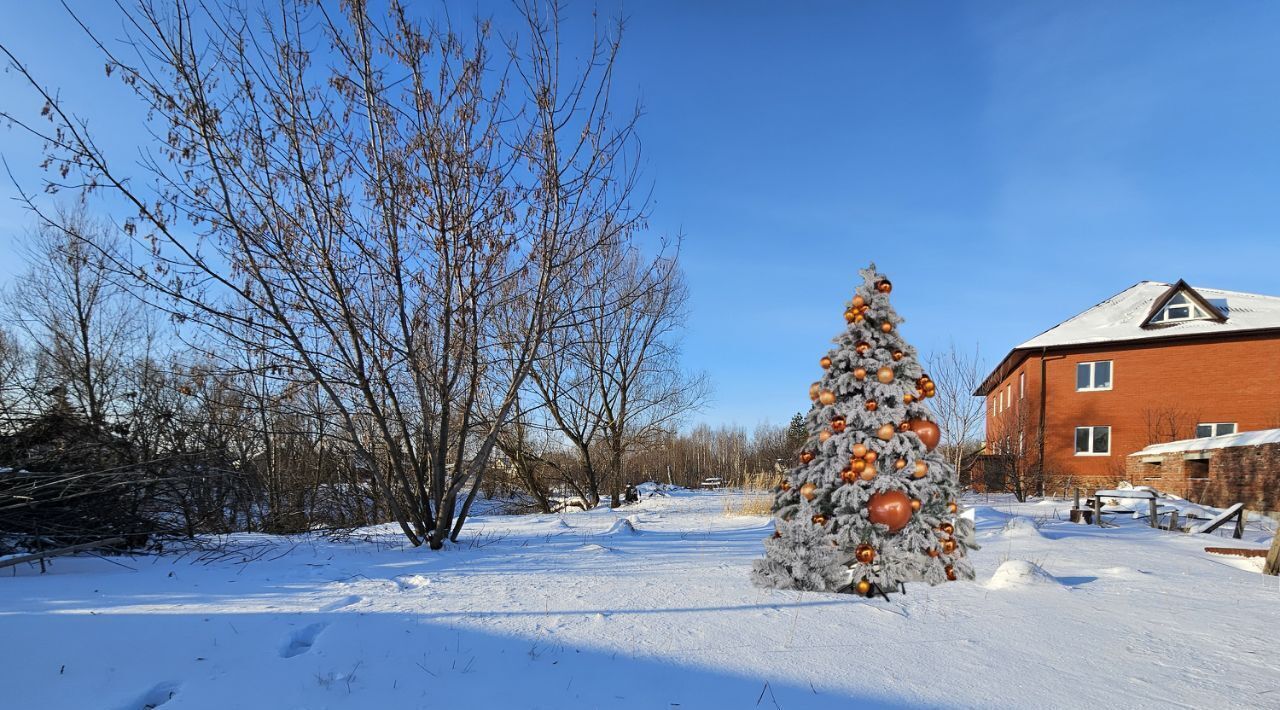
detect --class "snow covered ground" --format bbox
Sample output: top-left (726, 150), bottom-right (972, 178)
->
top-left (3, 489), bottom-right (1278, 709)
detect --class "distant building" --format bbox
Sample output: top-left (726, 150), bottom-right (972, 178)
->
top-left (975, 280), bottom-right (1280, 492)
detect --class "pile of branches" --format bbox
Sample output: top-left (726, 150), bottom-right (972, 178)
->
top-left (0, 468), bottom-right (156, 555)
top-left (0, 402), bottom-right (156, 556)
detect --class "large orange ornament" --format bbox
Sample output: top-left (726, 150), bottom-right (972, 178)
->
top-left (876, 423), bottom-right (896, 441)
top-left (851, 443), bottom-right (868, 458)
top-left (852, 295), bottom-right (865, 309)
top-left (867, 490), bottom-right (913, 533)
top-left (809, 383), bottom-right (821, 401)
top-left (820, 356), bottom-right (832, 369)
top-left (912, 461), bottom-right (928, 478)
top-left (876, 366), bottom-right (894, 384)
top-left (819, 390), bottom-right (836, 406)
top-left (907, 419), bottom-right (941, 451)
top-left (800, 482), bottom-right (818, 501)
top-left (855, 544), bottom-right (875, 564)
top-left (853, 367), bottom-right (868, 381)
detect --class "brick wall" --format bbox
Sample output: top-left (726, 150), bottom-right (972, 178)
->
top-left (1126, 442), bottom-right (1280, 513)
top-left (984, 332), bottom-right (1280, 489)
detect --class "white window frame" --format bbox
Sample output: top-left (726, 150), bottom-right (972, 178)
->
top-left (1150, 292), bottom-right (1208, 324)
top-left (1076, 360), bottom-right (1113, 392)
top-left (1074, 425), bottom-right (1111, 456)
top-left (1195, 422), bottom-right (1236, 438)
top-left (1005, 384), bottom-right (1012, 409)
top-left (1019, 372), bottom-right (1025, 399)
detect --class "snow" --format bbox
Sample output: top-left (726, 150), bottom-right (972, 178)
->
top-left (1134, 427), bottom-right (1280, 455)
top-left (1016, 281), bottom-right (1280, 350)
top-left (3, 490), bottom-right (1279, 708)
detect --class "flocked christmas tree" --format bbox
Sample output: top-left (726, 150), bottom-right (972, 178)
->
top-left (752, 265), bottom-right (977, 596)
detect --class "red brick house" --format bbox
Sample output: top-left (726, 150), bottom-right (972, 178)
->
top-left (974, 280), bottom-right (1280, 493)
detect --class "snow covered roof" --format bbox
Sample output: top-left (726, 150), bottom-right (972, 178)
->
top-left (1016, 281), bottom-right (1280, 350)
top-left (976, 280), bottom-right (1280, 394)
top-left (1131, 428), bottom-right (1280, 456)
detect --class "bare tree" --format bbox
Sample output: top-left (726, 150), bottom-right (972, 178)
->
top-left (1, 1), bottom-right (643, 548)
top-left (4, 207), bottom-right (140, 427)
top-left (925, 342), bottom-right (986, 487)
top-left (1143, 405), bottom-right (1198, 444)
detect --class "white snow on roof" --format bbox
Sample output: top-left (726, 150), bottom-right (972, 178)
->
top-left (1132, 428), bottom-right (1280, 456)
top-left (1017, 281), bottom-right (1280, 350)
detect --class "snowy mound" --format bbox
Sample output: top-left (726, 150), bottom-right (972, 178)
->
top-left (999, 516), bottom-right (1044, 538)
top-left (604, 518), bottom-right (639, 536)
top-left (986, 560), bottom-right (1062, 590)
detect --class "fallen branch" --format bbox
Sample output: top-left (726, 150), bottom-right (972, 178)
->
top-left (0, 537), bottom-right (126, 570)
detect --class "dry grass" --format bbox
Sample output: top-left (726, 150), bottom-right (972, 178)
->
top-left (722, 471), bottom-right (777, 517)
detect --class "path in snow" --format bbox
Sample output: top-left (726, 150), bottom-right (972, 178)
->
top-left (2, 490), bottom-right (1278, 708)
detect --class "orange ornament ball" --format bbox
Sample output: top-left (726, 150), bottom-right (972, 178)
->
top-left (855, 544), bottom-right (875, 564)
top-left (892, 351), bottom-right (904, 361)
top-left (912, 461), bottom-right (928, 479)
top-left (907, 419), bottom-right (941, 451)
top-left (853, 367), bottom-right (868, 381)
top-left (831, 417), bottom-right (847, 433)
top-left (809, 383), bottom-right (821, 401)
top-left (876, 366), bottom-right (895, 384)
top-left (877, 423), bottom-right (896, 441)
top-left (948, 501), bottom-right (958, 514)
top-left (800, 450), bottom-right (814, 464)
top-left (927, 548), bottom-right (940, 558)
top-left (855, 579), bottom-right (872, 595)
top-left (800, 482), bottom-right (818, 501)
top-left (819, 390), bottom-right (836, 406)
top-left (942, 538), bottom-right (957, 554)
top-left (851, 459), bottom-right (867, 473)
top-left (819, 430), bottom-right (832, 443)
top-left (844, 309), bottom-right (856, 323)
top-left (898, 421), bottom-right (911, 432)
top-left (820, 356), bottom-right (832, 369)
top-left (812, 514), bottom-right (827, 526)
top-left (910, 498), bottom-right (922, 512)
top-left (852, 295), bottom-right (865, 309)
top-left (940, 522), bottom-right (954, 535)
top-left (876, 279), bottom-right (892, 293)
top-left (945, 566), bottom-right (958, 581)
top-left (858, 466), bottom-right (877, 482)
top-left (903, 393), bottom-right (915, 404)
top-left (880, 322), bottom-right (893, 333)
top-left (863, 451), bottom-right (878, 464)
top-left (855, 341), bottom-right (871, 354)
top-left (894, 458), bottom-right (907, 470)
top-left (840, 467), bottom-right (857, 484)
top-left (780, 480), bottom-right (791, 491)
top-left (851, 443), bottom-right (868, 458)
top-left (866, 490), bottom-right (913, 533)
top-left (865, 400), bottom-right (878, 412)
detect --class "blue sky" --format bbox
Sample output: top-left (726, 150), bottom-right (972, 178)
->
top-left (3, 1), bottom-right (1280, 430)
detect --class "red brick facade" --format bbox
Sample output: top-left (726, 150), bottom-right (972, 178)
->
top-left (1127, 439), bottom-right (1280, 513)
top-left (980, 332), bottom-right (1280, 489)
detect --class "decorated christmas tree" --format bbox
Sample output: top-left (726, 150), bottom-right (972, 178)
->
top-left (752, 265), bottom-right (976, 596)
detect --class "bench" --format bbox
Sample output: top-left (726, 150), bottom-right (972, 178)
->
top-left (699, 477), bottom-right (723, 490)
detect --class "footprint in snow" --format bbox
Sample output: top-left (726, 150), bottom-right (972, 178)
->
top-left (319, 595), bottom-right (363, 612)
top-left (117, 681), bottom-right (180, 710)
top-left (280, 622), bottom-right (328, 658)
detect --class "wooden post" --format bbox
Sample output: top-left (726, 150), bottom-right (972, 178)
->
top-left (1232, 509), bottom-right (1247, 540)
top-left (1148, 496), bottom-right (1158, 529)
top-left (1094, 494), bottom-right (1102, 526)
top-left (1168, 510), bottom-right (1179, 532)
top-left (1265, 528), bottom-right (1280, 576)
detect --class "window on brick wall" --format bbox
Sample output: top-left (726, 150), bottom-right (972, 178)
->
top-left (1195, 422), bottom-right (1236, 438)
top-left (1074, 426), bottom-right (1110, 456)
top-left (1076, 361), bottom-right (1112, 391)
top-left (1019, 372), bottom-right (1025, 399)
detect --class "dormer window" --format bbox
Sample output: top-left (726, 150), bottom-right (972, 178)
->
top-left (1141, 280), bottom-right (1228, 328)
top-left (1150, 293), bottom-right (1206, 323)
